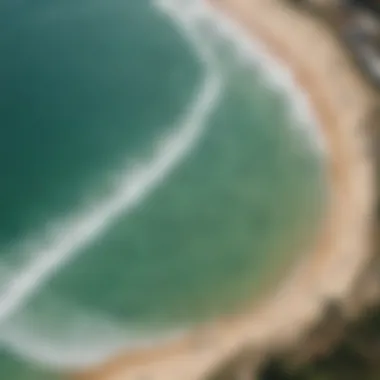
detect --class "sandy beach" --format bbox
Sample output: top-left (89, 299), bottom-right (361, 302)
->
top-left (72, 1), bottom-right (376, 379)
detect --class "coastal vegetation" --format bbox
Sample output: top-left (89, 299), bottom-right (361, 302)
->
top-left (257, 303), bottom-right (380, 380)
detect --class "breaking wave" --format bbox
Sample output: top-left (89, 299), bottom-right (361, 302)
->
top-left (0, 0), bottom-right (324, 370)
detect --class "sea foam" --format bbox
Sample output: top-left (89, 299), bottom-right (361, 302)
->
top-left (0, 0), bottom-right (222, 325)
top-left (0, 0), bottom-right (223, 369)
top-left (0, 0), bottom-right (324, 369)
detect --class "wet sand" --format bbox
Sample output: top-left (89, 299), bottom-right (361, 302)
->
top-left (72, 1), bottom-right (376, 379)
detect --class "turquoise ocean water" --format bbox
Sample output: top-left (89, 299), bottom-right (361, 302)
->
top-left (0, 0), bottom-right (326, 378)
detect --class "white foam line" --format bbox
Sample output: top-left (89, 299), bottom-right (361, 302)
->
top-left (0, 0), bottom-right (223, 325)
top-left (202, 0), bottom-right (326, 154)
top-left (1, 301), bottom-right (187, 369)
top-left (0, 0), bottom-right (327, 368)
top-left (158, 0), bottom-right (325, 152)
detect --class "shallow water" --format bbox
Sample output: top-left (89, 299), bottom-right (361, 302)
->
top-left (0, 0), bottom-right (326, 377)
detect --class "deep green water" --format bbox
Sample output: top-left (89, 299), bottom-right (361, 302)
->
top-left (0, 0), bottom-right (326, 378)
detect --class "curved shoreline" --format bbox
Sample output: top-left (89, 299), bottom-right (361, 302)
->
top-left (72, 1), bottom-right (376, 379)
